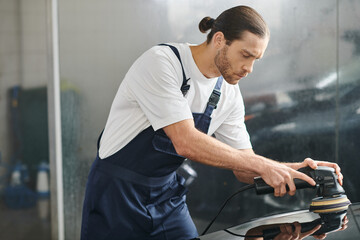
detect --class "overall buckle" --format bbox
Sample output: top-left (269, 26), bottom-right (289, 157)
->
top-left (207, 89), bottom-right (221, 109)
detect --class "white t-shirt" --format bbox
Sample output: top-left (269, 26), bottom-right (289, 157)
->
top-left (99, 43), bottom-right (252, 158)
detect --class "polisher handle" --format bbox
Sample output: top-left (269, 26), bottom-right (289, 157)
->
top-left (254, 166), bottom-right (315, 194)
top-left (254, 177), bottom-right (314, 195)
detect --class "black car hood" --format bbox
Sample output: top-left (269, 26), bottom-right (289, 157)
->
top-left (199, 202), bottom-right (360, 239)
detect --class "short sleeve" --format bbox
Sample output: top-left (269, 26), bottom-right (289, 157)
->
top-left (214, 90), bottom-right (252, 150)
top-left (125, 47), bottom-right (193, 131)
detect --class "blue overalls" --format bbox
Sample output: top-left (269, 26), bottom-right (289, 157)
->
top-left (81, 44), bottom-right (223, 240)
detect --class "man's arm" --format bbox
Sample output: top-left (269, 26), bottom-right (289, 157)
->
top-left (232, 148), bottom-right (259, 184)
top-left (163, 119), bottom-right (316, 197)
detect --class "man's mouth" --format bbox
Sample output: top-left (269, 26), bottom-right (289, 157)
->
top-left (237, 73), bottom-right (247, 79)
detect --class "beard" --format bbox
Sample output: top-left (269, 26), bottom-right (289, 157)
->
top-left (214, 45), bottom-right (245, 84)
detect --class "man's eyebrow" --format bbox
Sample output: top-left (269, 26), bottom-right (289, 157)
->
top-left (242, 49), bottom-right (261, 59)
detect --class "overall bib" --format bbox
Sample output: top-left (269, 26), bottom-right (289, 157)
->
top-left (81, 45), bottom-right (223, 240)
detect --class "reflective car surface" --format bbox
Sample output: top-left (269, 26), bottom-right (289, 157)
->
top-left (199, 203), bottom-right (360, 240)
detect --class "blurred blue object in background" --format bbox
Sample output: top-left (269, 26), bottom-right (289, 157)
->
top-left (4, 163), bottom-right (37, 209)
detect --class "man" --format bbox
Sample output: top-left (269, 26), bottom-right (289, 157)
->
top-left (81, 5), bottom-right (343, 240)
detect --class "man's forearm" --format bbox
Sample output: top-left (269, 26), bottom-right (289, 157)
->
top-left (233, 169), bottom-right (258, 184)
top-left (164, 119), bottom-right (318, 195)
top-left (233, 148), bottom-right (259, 184)
top-left (164, 119), bottom-right (270, 175)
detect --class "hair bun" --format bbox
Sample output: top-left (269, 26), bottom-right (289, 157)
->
top-left (199, 17), bottom-right (215, 33)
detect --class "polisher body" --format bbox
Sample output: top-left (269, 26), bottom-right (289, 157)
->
top-left (254, 166), bottom-right (344, 197)
top-left (254, 166), bottom-right (351, 239)
top-left (254, 166), bottom-right (351, 213)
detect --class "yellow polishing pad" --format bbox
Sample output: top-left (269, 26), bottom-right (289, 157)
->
top-left (309, 195), bottom-right (351, 213)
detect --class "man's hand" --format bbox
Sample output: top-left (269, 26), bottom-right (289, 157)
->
top-left (259, 160), bottom-right (316, 197)
top-left (286, 158), bottom-right (343, 186)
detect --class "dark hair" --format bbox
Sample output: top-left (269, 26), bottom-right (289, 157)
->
top-left (199, 6), bottom-right (269, 44)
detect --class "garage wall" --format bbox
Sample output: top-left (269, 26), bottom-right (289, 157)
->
top-left (0, 0), bottom-right (51, 239)
top-left (0, 0), bottom-right (21, 184)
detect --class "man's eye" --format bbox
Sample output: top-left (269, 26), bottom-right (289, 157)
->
top-left (243, 54), bottom-right (250, 58)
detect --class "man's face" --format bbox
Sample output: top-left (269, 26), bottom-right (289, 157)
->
top-left (214, 31), bottom-right (269, 85)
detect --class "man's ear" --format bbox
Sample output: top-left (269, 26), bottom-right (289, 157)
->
top-left (212, 31), bottom-right (226, 49)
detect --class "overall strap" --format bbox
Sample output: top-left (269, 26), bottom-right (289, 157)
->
top-left (97, 130), bottom-right (104, 150)
top-left (158, 44), bottom-right (190, 96)
top-left (204, 76), bottom-right (223, 116)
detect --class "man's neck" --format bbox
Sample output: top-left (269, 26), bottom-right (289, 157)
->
top-left (190, 42), bottom-right (220, 79)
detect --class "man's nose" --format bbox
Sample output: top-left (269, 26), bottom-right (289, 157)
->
top-left (242, 61), bottom-right (254, 74)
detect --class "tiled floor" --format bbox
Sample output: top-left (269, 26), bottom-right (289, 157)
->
top-left (0, 199), bottom-right (51, 240)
